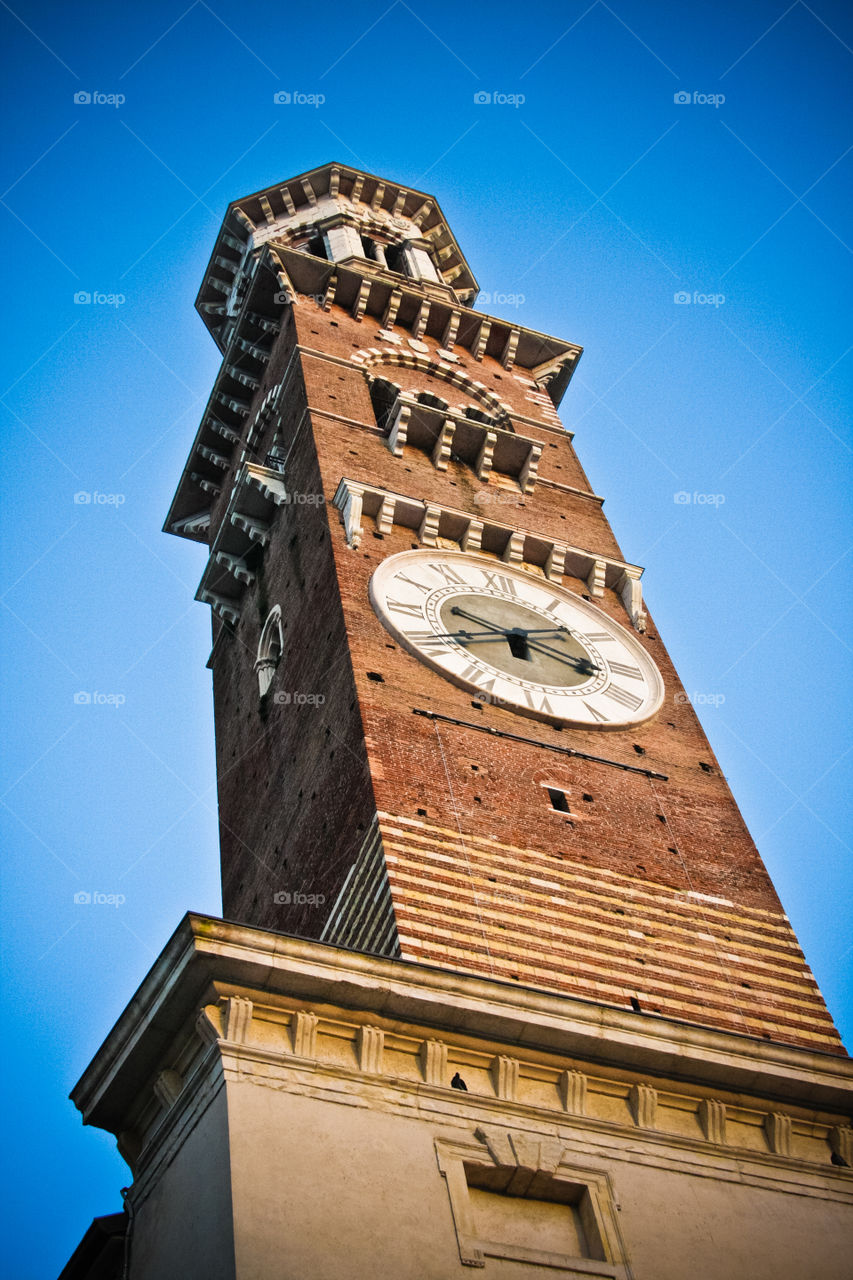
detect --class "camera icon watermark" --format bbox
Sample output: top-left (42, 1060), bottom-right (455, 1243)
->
top-left (272, 89), bottom-right (325, 107)
top-left (73, 290), bottom-right (126, 307)
top-left (273, 890), bottom-right (325, 906)
top-left (674, 691), bottom-right (725, 708)
top-left (74, 890), bottom-right (126, 906)
top-left (673, 491), bottom-right (726, 507)
top-left (74, 90), bottom-right (126, 107)
top-left (273, 691), bottom-right (326, 706)
top-left (477, 290), bottom-right (525, 307)
top-left (674, 291), bottom-right (725, 307)
top-left (474, 90), bottom-right (526, 107)
top-left (74, 691), bottom-right (126, 707)
top-left (674, 90), bottom-right (725, 108)
top-left (73, 490), bottom-right (126, 505)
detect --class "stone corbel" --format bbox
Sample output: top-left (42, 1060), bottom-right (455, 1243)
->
top-left (336, 481), bottom-right (364, 548)
top-left (586, 559), bottom-right (606, 597)
top-left (699, 1098), bottom-right (727, 1145)
top-left (829, 1125), bottom-right (853, 1166)
top-left (376, 494), bottom-right (395, 536)
top-left (490, 1055), bottom-right (519, 1101)
top-left (419, 504), bottom-right (441, 546)
top-left (442, 309), bottom-right (461, 349)
top-left (223, 996), bottom-right (253, 1044)
top-left (291, 1010), bottom-right (319, 1058)
top-left (502, 532), bottom-right (525, 564)
top-left (387, 403), bottom-right (410, 457)
top-left (559, 1069), bottom-right (587, 1114)
top-left (382, 288), bottom-right (402, 329)
top-left (412, 299), bottom-right (430, 339)
top-left (764, 1112), bottom-right (792, 1156)
top-left (545, 542), bottom-right (567, 581)
top-left (356, 1025), bottom-right (384, 1074)
top-left (351, 278), bottom-right (370, 322)
top-left (618, 568), bottom-right (646, 632)
top-left (474, 430), bottom-right (497, 480)
top-left (518, 443), bottom-right (542, 494)
top-left (460, 519), bottom-right (483, 552)
top-left (321, 271), bottom-right (338, 311)
top-left (629, 1082), bottom-right (657, 1129)
top-left (472, 319), bottom-right (491, 362)
top-left (432, 419), bottom-right (455, 471)
top-left (500, 328), bottom-right (520, 370)
top-left (419, 1038), bottom-right (448, 1085)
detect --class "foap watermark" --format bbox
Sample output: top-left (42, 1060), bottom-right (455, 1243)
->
top-left (272, 890), bottom-right (325, 906)
top-left (74, 90), bottom-right (125, 108)
top-left (74, 291), bottom-right (126, 307)
top-left (476, 290), bottom-right (525, 307)
top-left (675, 691), bottom-right (725, 708)
top-left (74, 490), bottom-right (126, 506)
top-left (273, 90), bottom-right (325, 107)
top-left (74, 890), bottom-right (126, 906)
top-left (674, 90), bottom-right (725, 108)
top-left (673, 491), bottom-right (725, 507)
top-left (283, 491), bottom-right (326, 506)
top-left (674, 291), bottom-right (725, 307)
top-left (74, 691), bottom-right (126, 707)
top-left (273, 691), bottom-right (326, 706)
top-left (474, 91), bottom-right (526, 107)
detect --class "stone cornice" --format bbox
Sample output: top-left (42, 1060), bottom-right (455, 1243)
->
top-left (71, 915), bottom-right (853, 1135)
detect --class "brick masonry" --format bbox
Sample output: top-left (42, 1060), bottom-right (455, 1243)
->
top-left (201, 294), bottom-right (843, 1057)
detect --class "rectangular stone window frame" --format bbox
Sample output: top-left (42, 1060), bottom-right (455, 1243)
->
top-left (435, 1134), bottom-right (629, 1274)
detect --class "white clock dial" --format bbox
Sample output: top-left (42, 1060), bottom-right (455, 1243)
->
top-left (369, 550), bottom-right (664, 730)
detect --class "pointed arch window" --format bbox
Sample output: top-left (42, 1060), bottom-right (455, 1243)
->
top-left (255, 605), bottom-right (283, 697)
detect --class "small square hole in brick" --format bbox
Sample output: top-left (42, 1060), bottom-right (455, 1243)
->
top-left (367, 672), bottom-right (384, 683)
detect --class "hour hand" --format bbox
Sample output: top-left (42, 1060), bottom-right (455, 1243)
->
top-left (525, 637), bottom-right (600, 674)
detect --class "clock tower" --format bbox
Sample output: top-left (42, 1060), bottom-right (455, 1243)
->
top-left (167, 160), bottom-right (837, 1055)
top-left (65, 163), bottom-right (852, 1280)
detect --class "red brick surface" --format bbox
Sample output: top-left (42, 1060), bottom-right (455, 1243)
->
top-left (204, 296), bottom-right (843, 1054)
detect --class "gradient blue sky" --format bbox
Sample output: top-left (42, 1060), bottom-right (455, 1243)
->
top-left (1, 1), bottom-right (851, 1273)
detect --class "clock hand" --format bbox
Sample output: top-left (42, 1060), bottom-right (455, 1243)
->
top-left (448, 607), bottom-right (574, 643)
top-left (449, 606), bottom-right (511, 634)
top-left (448, 606), bottom-right (598, 670)
top-left (426, 629), bottom-right (517, 644)
top-left (525, 637), bottom-right (600, 673)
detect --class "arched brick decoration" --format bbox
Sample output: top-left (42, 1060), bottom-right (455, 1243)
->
top-left (355, 349), bottom-right (514, 429)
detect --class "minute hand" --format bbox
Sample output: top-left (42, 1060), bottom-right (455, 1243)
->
top-left (449, 607), bottom-right (569, 639)
top-left (525, 637), bottom-right (600, 673)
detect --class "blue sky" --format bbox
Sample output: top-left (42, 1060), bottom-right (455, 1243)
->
top-left (1, 1), bottom-right (851, 1273)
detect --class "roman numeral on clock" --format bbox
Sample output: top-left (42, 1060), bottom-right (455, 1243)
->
top-left (481, 571), bottom-right (518, 596)
top-left (602, 684), bottom-right (643, 711)
top-left (608, 661), bottom-right (643, 680)
top-left (386, 598), bottom-right (424, 619)
top-left (458, 663), bottom-right (496, 693)
top-left (583, 701), bottom-right (610, 723)
top-left (522, 689), bottom-right (555, 715)
top-left (394, 573), bottom-right (431, 595)
top-left (427, 562), bottom-right (466, 586)
top-left (584, 631), bottom-right (614, 643)
top-left (407, 631), bottom-right (450, 653)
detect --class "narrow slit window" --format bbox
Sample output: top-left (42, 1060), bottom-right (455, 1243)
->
top-left (546, 787), bottom-right (570, 813)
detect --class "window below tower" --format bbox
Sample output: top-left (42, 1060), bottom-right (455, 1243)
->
top-left (306, 233), bottom-right (328, 260)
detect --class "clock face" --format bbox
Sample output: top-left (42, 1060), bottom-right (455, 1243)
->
top-left (369, 550), bottom-right (664, 730)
